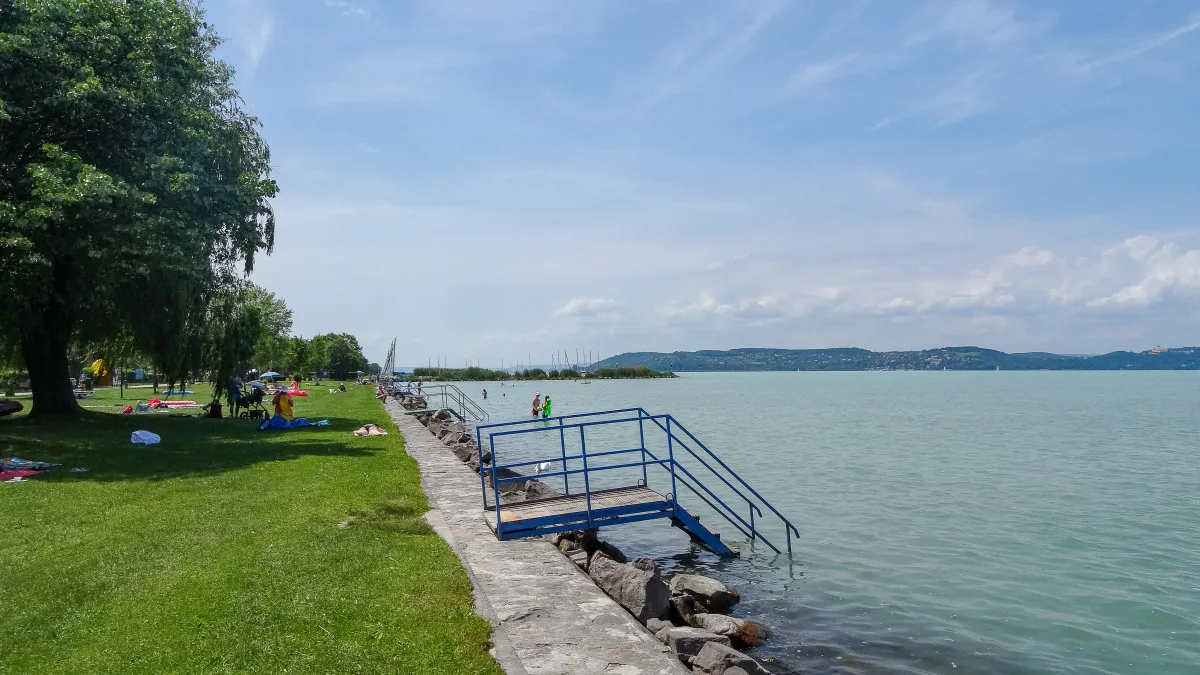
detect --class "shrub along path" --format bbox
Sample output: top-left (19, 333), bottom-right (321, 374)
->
top-left (0, 386), bottom-right (501, 674)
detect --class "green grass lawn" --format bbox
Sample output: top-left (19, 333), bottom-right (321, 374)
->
top-left (0, 385), bottom-right (501, 674)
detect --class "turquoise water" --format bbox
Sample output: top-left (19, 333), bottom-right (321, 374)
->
top-left (472, 372), bottom-right (1200, 674)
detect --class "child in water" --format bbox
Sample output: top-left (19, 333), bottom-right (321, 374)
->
top-left (542, 395), bottom-right (551, 418)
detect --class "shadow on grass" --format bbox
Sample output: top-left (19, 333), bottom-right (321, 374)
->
top-left (0, 410), bottom-right (393, 482)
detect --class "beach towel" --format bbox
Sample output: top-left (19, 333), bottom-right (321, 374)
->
top-left (1, 469), bottom-right (45, 482)
top-left (256, 415), bottom-right (329, 431)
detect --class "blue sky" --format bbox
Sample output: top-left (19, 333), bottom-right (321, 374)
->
top-left (206, 0), bottom-right (1200, 365)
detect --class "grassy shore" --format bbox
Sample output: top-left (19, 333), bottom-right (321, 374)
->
top-left (0, 386), bottom-right (501, 674)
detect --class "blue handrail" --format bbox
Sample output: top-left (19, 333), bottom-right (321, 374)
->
top-left (476, 407), bottom-right (799, 555)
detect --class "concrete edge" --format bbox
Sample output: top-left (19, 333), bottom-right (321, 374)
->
top-left (423, 509), bottom-right (529, 675)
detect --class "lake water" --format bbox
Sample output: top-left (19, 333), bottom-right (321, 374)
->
top-left (467, 372), bottom-right (1200, 674)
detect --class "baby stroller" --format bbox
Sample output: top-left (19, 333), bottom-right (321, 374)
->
top-left (239, 386), bottom-right (268, 420)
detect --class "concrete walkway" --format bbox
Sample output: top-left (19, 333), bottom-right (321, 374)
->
top-left (386, 401), bottom-right (689, 675)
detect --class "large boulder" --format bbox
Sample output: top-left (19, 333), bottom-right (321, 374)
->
top-left (669, 574), bottom-right (741, 613)
top-left (567, 549), bottom-right (589, 569)
top-left (693, 613), bottom-right (764, 648)
top-left (432, 408), bottom-right (452, 421)
top-left (691, 642), bottom-right (772, 675)
top-left (442, 430), bottom-right (471, 445)
top-left (669, 593), bottom-right (696, 625)
top-left (450, 443), bottom-right (477, 463)
top-left (588, 555), bottom-right (669, 623)
top-left (646, 618), bottom-right (671, 635)
top-left (523, 479), bottom-right (561, 501)
top-left (587, 541), bottom-right (628, 565)
top-left (662, 626), bottom-right (730, 666)
top-left (427, 421), bottom-right (446, 437)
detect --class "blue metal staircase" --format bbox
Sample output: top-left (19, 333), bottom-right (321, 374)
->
top-left (475, 408), bottom-right (799, 557)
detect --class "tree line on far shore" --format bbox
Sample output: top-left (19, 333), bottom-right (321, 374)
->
top-left (407, 365), bottom-right (675, 382)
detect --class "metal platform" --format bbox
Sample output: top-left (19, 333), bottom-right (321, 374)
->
top-left (484, 486), bottom-right (672, 535)
top-left (475, 408), bottom-right (799, 558)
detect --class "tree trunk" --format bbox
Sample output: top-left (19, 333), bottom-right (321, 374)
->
top-left (20, 293), bottom-right (81, 416)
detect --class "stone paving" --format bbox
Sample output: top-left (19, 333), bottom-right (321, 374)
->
top-left (386, 401), bottom-right (689, 675)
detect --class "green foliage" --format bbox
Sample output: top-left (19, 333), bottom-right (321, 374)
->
top-left (245, 284), bottom-right (292, 372)
top-left (0, 0), bottom-right (277, 414)
top-left (406, 366), bottom-right (664, 381)
top-left (282, 336), bottom-right (309, 377)
top-left (278, 333), bottom-right (368, 380)
top-left (589, 366), bottom-right (675, 379)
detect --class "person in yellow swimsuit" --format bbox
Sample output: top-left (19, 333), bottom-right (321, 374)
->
top-left (273, 389), bottom-right (294, 420)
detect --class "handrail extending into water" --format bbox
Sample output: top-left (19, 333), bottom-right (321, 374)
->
top-left (663, 413), bottom-right (801, 550)
top-left (475, 407), bottom-right (799, 555)
top-left (401, 383), bottom-right (489, 423)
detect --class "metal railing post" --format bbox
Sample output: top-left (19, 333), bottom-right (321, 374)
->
top-left (491, 434), bottom-right (502, 533)
top-left (638, 409), bottom-right (648, 487)
top-left (666, 417), bottom-right (678, 514)
top-left (579, 426), bottom-right (593, 528)
top-left (477, 426), bottom-right (487, 509)
top-left (558, 417), bottom-right (570, 494)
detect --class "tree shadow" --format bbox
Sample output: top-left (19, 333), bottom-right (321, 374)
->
top-left (0, 410), bottom-right (394, 482)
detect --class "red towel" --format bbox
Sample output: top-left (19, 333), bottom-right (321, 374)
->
top-left (1, 469), bottom-right (46, 481)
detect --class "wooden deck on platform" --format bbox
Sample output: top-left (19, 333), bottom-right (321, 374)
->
top-left (484, 485), bottom-right (669, 531)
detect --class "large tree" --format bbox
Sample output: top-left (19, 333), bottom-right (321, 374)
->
top-left (245, 284), bottom-right (292, 372)
top-left (0, 0), bottom-right (277, 415)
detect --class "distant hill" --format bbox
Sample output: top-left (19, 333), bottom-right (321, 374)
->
top-left (591, 346), bottom-right (1200, 371)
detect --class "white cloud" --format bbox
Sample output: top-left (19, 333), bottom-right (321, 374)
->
top-left (1086, 237), bottom-right (1200, 309)
top-left (1007, 246), bottom-right (1056, 268)
top-left (791, 54), bottom-right (860, 90)
top-left (554, 298), bottom-right (623, 318)
top-left (1082, 13), bottom-right (1200, 70)
top-left (229, 0), bottom-right (274, 71)
top-left (325, 0), bottom-right (368, 18)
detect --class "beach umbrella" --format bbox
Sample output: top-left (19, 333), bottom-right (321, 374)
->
top-left (247, 381), bottom-right (266, 390)
top-left (260, 371), bottom-right (281, 379)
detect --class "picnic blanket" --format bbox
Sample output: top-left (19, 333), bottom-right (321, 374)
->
top-left (256, 415), bottom-right (329, 432)
top-left (2, 469), bottom-right (45, 482)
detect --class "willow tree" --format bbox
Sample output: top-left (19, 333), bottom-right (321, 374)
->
top-left (0, 0), bottom-right (277, 415)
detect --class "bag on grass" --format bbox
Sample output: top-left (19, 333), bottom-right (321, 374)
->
top-left (130, 430), bottom-right (161, 445)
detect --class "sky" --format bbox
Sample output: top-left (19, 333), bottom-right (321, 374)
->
top-left (204, 0), bottom-right (1200, 366)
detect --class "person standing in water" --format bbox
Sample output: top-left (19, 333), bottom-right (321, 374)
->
top-left (542, 395), bottom-right (552, 419)
top-left (482, 388), bottom-right (488, 400)
top-left (531, 392), bottom-right (541, 418)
